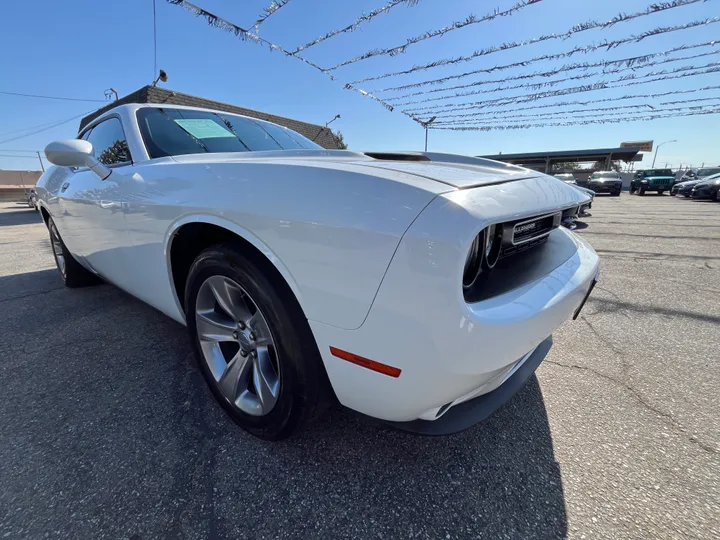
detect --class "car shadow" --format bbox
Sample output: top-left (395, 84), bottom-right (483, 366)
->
top-left (573, 221), bottom-right (589, 230)
top-left (0, 207), bottom-right (43, 227)
top-left (0, 271), bottom-right (567, 539)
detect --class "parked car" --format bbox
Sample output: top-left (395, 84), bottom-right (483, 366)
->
top-left (679, 169), bottom-right (697, 182)
top-left (554, 173), bottom-right (577, 184)
top-left (672, 168), bottom-right (720, 197)
top-left (26, 188), bottom-right (38, 209)
top-left (630, 169), bottom-right (675, 195)
top-left (690, 173), bottom-right (720, 201)
top-left (587, 171), bottom-right (622, 195)
top-left (35, 103), bottom-right (600, 440)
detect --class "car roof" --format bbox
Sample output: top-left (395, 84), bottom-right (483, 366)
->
top-left (89, 103), bottom-right (284, 132)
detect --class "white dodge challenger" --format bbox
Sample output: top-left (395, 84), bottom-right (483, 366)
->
top-left (36, 103), bottom-right (599, 440)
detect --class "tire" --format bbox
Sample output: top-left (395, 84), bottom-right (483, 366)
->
top-left (613, 191), bottom-right (621, 196)
top-left (657, 190), bottom-right (664, 196)
top-left (185, 243), bottom-right (330, 440)
top-left (638, 186), bottom-right (646, 196)
top-left (630, 186), bottom-right (636, 194)
top-left (47, 218), bottom-right (98, 288)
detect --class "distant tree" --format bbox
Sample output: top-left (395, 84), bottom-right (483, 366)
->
top-left (592, 159), bottom-right (622, 172)
top-left (554, 162), bottom-right (581, 171)
top-left (334, 130), bottom-right (348, 150)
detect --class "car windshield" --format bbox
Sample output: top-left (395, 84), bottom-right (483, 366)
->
top-left (644, 169), bottom-right (673, 176)
top-left (555, 174), bottom-right (575, 179)
top-left (136, 107), bottom-right (322, 158)
top-left (591, 172), bottom-right (619, 178)
top-left (697, 168), bottom-right (720, 177)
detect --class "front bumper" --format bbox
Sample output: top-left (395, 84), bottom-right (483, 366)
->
top-left (311, 218), bottom-right (600, 424)
top-left (385, 336), bottom-right (553, 434)
top-left (588, 182), bottom-right (622, 193)
top-left (691, 186), bottom-right (718, 199)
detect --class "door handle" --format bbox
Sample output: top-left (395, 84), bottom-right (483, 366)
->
top-left (60, 182), bottom-right (70, 193)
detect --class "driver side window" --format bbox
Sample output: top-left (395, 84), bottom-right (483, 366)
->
top-left (86, 117), bottom-right (132, 165)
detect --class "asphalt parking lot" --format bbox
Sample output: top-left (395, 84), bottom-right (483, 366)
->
top-left (0, 194), bottom-right (718, 539)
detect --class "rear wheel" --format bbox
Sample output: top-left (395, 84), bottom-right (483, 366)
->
top-left (185, 244), bottom-right (329, 440)
top-left (47, 218), bottom-right (98, 288)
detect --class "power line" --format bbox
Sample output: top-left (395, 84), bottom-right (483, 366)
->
top-left (153, 0), bottom-right (158, 77)
top-left (0, 90), bottom-right (105, 103)
top-left (0, 110), bottom-right (94, 146)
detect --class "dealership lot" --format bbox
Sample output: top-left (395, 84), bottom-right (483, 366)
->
top-left (0, 195), bottom-right (718, 539)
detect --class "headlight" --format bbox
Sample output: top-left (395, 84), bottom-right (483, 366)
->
top-left (483, 224), bottom-right (503, 269)
top-left (713, 179), bottom-right (720, 185)
top-left (462, 230), bottom-right (484, 290)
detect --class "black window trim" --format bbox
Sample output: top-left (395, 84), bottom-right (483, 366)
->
top-left (75, 113), bottom-right (134, 171)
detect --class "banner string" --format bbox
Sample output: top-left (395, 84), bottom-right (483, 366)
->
top-left (394, 54), bottom-right (720, 108)
top-left (381, 42), bottom-right (719, 100)
top-left (254, 0), bottom-right (293, 30)
top-left (413, 85), bottom-right (720, 123)
top-left (327, 0), bottom-right (544, 70)
top-left (405, 65), bottom-right (720, 116)
top-left (430, 108), bottom-right (720, 132)
top-left (434, 101), bottom-right (720, 125)
top-left (290, 0), bottom-right (421, 54)
top-left (349, 15), bottom-right (720, 85)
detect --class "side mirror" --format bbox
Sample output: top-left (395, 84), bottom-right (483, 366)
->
top-left (44, 140), bottom-right (112, 180)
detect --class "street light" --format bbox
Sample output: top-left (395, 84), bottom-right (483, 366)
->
top-left (652, 140), bottom-right (677, 168)
top-left (420, 116), bottom-right (437, 152)
top-left (325, 114), bottom-right (340, 127)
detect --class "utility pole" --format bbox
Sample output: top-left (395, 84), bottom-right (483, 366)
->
top-left (36, 151), bottom-right (45, 172)
top-left (420, 116), bottom-right (437, 152)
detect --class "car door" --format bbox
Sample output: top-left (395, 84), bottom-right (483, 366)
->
top-left (59, 116), bottom-right (133, 287)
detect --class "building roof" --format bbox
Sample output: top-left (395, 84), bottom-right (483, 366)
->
top-left (480, 146), bottom-right (642, 165)
top-left (79, 86), bottom-right (342, 150)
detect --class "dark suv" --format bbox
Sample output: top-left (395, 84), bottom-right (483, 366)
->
top-left (587, 171), bottom-right (623, 195)
top-left (630, 169), bottom-right (676, 195)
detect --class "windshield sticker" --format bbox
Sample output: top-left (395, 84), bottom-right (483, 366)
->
top-left (174, 119), bottom-right (236, 139)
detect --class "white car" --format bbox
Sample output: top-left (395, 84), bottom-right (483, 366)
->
top-left (36, 103), bottom-right (600, 440)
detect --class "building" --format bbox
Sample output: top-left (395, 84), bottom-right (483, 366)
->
top-left (80, 86), bottom-right (343, 150)
top-left (480, 146), bottom-right (643, 174)
top-left (0, 170), bottom-right (42, 202)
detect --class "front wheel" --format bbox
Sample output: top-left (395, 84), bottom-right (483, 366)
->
top-left (47, 218), bottom-right (98, 288)
top-left (638, 186), bottom-right (646, 195)
top-left (185, 244), bottom-right (330, 440)
top-left (630, 186), bottom-right (636, 194)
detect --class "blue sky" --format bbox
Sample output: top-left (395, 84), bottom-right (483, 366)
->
top-left (1, 0), bottom-right (718, 171)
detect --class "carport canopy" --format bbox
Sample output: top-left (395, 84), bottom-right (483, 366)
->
top-left (479, 146), bottom-right (642, 173)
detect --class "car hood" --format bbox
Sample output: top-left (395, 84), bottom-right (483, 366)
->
top-left (169, 150), bottom-right (542, 190)
top-left (643, 175), bottom-right (676, 180)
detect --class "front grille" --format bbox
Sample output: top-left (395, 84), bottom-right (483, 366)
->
top-left (652, 178), bottom-right (673, 185)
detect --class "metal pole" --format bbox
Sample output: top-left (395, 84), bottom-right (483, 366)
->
top-left (36, 151), bottom-right (45, 172)
top-left (424, 127), bottom-right (428, 152)
top-left (652, 146), bottom-right (659, 168)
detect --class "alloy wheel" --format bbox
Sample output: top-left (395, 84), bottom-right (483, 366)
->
top-left (195, 275), bottom-right (280, 416)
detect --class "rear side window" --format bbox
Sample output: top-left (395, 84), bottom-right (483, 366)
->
top-left (136, 107), bottom-right (321, 158)
top-left (86, 118), bottom-right (132, 165)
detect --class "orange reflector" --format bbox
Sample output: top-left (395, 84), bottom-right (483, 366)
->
top-left (329, 347), bottom-right (402, 378)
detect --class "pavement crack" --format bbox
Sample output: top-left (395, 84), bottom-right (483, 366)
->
top-left (545, 359), bottom-right (719, 456)
top-left (0, 287), bottom-right (63, 304)
top-left (580, 315), bottom-right (626, 355)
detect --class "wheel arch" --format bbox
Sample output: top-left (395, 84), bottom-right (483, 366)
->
top-left (38, 203), bottom-right (51, 225)
top-left (165, 215), bottom-right (305, 318)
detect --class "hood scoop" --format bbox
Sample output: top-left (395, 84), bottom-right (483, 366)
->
top-left (364, 152), bottom-right (431, 162)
